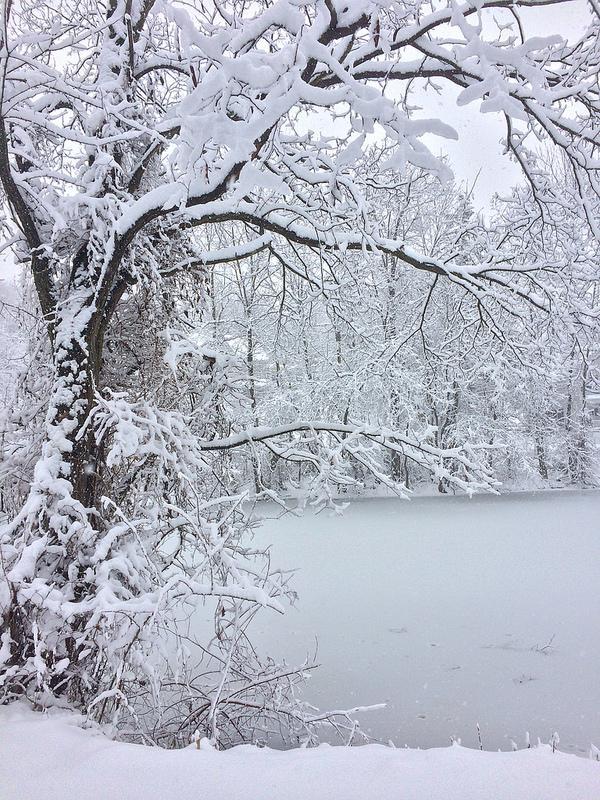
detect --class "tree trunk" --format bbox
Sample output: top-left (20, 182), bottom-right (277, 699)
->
top-left (49, 294), bottom-right (104, 511)
top-left (389, 386), bottom-right (406, 483)
top-left (2, 282), bottom-right (107, 700)
top-left (535, 433), bottom-right (548, 481)
top-left (246, 318), bottom-right (261, 495)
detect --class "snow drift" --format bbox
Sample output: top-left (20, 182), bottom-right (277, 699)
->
top-left (2, 705), bottom-right (600, 800)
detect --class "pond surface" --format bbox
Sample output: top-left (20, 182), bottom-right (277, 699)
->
top-left (248, 491), bottom-right (600, 753)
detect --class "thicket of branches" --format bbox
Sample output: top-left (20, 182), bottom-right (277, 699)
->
top-left (201, 164), bottom-right (600, 497)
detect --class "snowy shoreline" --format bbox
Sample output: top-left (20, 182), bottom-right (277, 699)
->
top-left (2, 704), bottom-right (600, 800)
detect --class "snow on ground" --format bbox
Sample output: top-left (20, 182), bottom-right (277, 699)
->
top-left (247, 490), bottom-right (600, 753)
top-left (2, 704), bottom-right (600, 800)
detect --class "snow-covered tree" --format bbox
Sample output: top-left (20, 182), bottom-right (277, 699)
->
top-left (0, 0), bottom-right (599, 739)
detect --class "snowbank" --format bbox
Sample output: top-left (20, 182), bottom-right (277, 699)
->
top-left (2, 705), bottom-right (600, 800)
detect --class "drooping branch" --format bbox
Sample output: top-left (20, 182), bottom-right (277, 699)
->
top-left (198, 419), bottom-right (495, 493)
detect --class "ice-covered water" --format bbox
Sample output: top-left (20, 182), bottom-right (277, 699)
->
top-left (248, 491), bottom-right (600, 753)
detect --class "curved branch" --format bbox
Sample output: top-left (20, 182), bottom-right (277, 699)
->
top-left (0, 115), bottom-right (55, 325)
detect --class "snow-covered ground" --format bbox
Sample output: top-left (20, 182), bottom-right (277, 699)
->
top-left (2, 703), bottom-right (600, 800)
top-left (3, 491), bottom-right (600, 799)
top-left (247, 490), bottom-right (600, 753)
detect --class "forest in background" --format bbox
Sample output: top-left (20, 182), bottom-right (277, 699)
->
top-left (5, 158), bottom-right (598, 515)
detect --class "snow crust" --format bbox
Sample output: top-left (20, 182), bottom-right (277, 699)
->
top-left (2, 704), bottom-right (600, 800)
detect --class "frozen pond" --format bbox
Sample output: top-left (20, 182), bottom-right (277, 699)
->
top-left (248, 491), bottom-right (600, 753)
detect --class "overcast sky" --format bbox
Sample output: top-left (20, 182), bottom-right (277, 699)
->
top-left (417, 0), bottom-right (591, 209)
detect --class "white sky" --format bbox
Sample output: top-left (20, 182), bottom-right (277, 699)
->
top-left (417, 0), bottom-right (591, 209)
